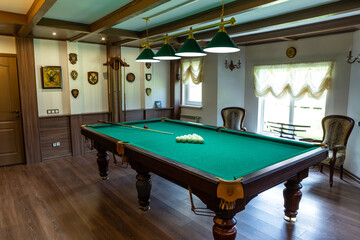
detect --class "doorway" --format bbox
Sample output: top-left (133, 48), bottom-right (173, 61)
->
top-left (0, 56), bottom-right (25, 166)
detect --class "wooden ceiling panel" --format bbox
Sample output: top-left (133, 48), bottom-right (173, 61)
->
top-left (30, 25), bottom-right (84, 40)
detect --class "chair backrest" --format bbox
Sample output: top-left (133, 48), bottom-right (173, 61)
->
top-left (221, 107), bottom-right (246, 131)
top-left (322, 115), bottom-right (354, 148)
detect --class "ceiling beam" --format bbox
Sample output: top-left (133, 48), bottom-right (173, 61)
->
top-left (0, 10), bottom-right (27, 25)
top-left (100, 28), bottom-right (140, 39)
top-left (70, 0), bottom-right (170, 42)
top-left (37, 18), bottom-right (90, 32)
top-left (231, 14), bottom-right (360, 46)
top-left (138, 0), bottom-right (278, 39)
top-left (17, 0), bottom-right (57, 37)
top-left (181, 0), bottom-right (360, 42)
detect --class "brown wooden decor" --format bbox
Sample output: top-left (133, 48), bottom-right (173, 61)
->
top-left (146, 88), bottom-right (151, 96)
top-left (145, 62), bottom-right (151, 69)
top-left (70, 70), bottom-right (78, 80)
top-left (126, 73), bottom-right (135, 82)
top-left (88, 71), bottom-right (98, 85)
top-left (146, 73), bottom-right (152, 81)
top-left (41, 66), bottom-right (62, 89)
top-left (69, 53), bottom-right (78, 64)
top-left (286, 47), bottom-right (297, 58)
top-left (71, 89), bottom-right (79, 98)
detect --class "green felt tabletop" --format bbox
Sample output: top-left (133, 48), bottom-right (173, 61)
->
top-left (88, 119), bottom-right (318, 180)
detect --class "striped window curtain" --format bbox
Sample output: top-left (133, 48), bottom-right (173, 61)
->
top-left (181, 57), bottom-right (204, 84)
top-left (253, 61), bottom-right (334, 99)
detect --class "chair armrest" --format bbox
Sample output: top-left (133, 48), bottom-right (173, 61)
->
top-left (330, 145), bottom-right (346, 152)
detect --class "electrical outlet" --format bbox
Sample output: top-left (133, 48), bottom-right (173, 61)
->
top-left (56, 142), bottom-right (60, 146)
top-left (52, 142), bottom-right (57, 147)
top-left (55, 109), bottom-right (59, 114)
top-left (47, 109), bottom-right (52, 114)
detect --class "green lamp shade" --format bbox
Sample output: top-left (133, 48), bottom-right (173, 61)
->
top-left (176, 38), bottom-right (207, 57)
top-left (136, 48), bottom-right (160, 62)
top-left (154, 43), bottom-right (181, 60)
top-left (204, 32), bottom-right (240, 53)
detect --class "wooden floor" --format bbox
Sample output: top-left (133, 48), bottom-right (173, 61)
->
top-left (0, 153), bottom-right (359, 240)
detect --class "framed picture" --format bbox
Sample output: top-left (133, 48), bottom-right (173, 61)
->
top-left (146, 73), bottom-right (152, 81)
top-left (155, 101), bottom-right (162, 108)
top-left (41, 66), bottom-right (62, 89)
top-left (88, 71), bottom-right (98, 85)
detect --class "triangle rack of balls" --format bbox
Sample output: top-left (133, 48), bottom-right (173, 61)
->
top-left (175, 134), bottom-right (204, 144)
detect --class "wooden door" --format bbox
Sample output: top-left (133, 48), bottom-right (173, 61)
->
top-left (0, 56), bottom-right (25, 166)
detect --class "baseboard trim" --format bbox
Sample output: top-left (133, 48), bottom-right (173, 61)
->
top-left (344, 169), bottom-right (360, 184)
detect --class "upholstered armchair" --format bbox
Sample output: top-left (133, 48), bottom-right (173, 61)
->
top-left (303, 115), bottom-right (354, 187)
top-left (221, 107), bottom-right (246, 131)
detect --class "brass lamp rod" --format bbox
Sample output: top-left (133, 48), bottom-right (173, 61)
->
top-left (140, 17), bottom-right (236, 48)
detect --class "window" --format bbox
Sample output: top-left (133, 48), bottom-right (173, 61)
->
top-left (181, 58), bottom-right (203, 106)
top-left (255, 62), bottom-right (333, 139)
top-left (260, 92), bottom-right (327, 139)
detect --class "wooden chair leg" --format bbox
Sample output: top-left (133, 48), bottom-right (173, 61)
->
top-left (329, 161), bottom-right (335, 187)
top-left (340, 165), bottom-right (344, 180)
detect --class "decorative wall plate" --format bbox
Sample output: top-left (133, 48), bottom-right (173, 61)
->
top-left (146, 73), bottom-right (152, 81)
top-left (88, 71), bottom-right (98, 85)
top-left (146, 88), bottom-right (152, 96)
top-left (70, 70), bottom-right (78, 80)
top-left (145, 62), bottom-right (151, 69)
top-left (286, 47), bottom-right (296, 58)
top-left (69, 53), bottom-right (78, 64)
top-left (126, 73), bottom-right (135, 82)
top-left (71, 89), bottom-right (79, 98)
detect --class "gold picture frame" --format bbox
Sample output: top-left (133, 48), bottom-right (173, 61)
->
top-left (41, 66), bottom-right (62, 89)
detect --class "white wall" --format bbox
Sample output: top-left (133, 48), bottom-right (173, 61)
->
top-left (0, 36), bottom-right (16, 54)
top-left (244, 33), bottom-right (353, 132)
top-left (34, 39), bottom-right (108, 116)
top-left (181, 48), bottom-right (246, 126)
top-left (34, 39), bottom-right (70, 116)
top-left (346, 30), bottom-right (360, 177)
top-left (120, 47), bottom-right (170, 110)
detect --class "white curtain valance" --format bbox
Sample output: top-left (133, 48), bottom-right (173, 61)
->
top-left (253, 61), bottom-right (334, 99)
top-left (181, 57), bottom-right (204, 85)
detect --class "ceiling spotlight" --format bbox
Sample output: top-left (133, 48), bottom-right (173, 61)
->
top-left (101, 37), bottom-right (106, 41)
top-left (52, 32), bottom-right (56, 36)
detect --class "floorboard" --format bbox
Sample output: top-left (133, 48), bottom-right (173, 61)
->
top-left (0, 153), bottom-right (359, 240)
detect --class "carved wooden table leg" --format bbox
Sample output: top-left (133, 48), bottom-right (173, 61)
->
top-left (213, 215), bottom-right (237, 240)
top-left (96, 149), bottom-right (109, 180)
top-left (136, 172), bottom-right (152, 211)
top-left (283, 179), bottom-right (303, 223)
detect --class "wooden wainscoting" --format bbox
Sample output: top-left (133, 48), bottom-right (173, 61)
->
top-left (39, 108), bottom-right (175, 160)
top-left (39, 116), bottom-right (72, 160)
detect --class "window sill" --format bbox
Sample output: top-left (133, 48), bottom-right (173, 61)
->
top-left (180, 105), bottom-right (203, 109)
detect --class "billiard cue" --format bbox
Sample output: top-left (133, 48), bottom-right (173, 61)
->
top-left (123, 61), bottom-right (127, 122)
top-left (98, 120), bottom-right (174, 135)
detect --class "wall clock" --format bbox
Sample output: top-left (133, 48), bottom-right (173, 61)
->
top-left (126, 73), bottom-right (135, 82)
top-left (70, 70), bottom-right (78, 80)
top-left (286, 47), bottom-right (296, 58)
top-left (88, 71), bottom-right (98, 85)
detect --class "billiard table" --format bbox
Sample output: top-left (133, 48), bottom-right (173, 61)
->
top-left (81, 118), bottom-right (327, 240)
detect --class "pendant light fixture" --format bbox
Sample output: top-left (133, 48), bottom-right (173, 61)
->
top-left (136, 18), bottom-right (160, 63)
top-left (204, 0), bottom-right (239, 53)
top-left (175, 28), bottom-right (207, 57)
top-left (154, 35), bottom-right (181, 60)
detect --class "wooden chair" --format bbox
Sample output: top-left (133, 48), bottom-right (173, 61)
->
top-left (221, 107), bottom-right (246, 131)
top-left (303, 115), bottom-right (354, 187)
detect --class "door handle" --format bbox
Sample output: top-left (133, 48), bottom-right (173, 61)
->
top-left (11, 110), bottom-right (21, 118)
